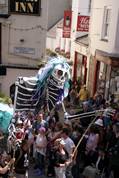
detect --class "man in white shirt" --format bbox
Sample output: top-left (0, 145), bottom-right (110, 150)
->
top-left (61, 128), bottom-right (75, 178)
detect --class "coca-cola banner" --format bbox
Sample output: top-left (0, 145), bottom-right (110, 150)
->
top-left (63, 10), bottom-right (72, 38)
top-left (77, 15), bottom-right (90, 32)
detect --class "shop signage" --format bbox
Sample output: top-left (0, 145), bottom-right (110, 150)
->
top-left (63, 10), bottom-right (72, 38)
top-left (77, 15), bottom-right (90, 32)
top-left (14, 47), bottom-right (35, 54)
top-left (9, 0), bottom-right (41, 15)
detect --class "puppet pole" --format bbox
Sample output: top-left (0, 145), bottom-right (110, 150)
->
top-left (13, 81), bottom-right (19, 114)
top-left (8, 81), bottom-right (19, 178)
top-left (72, 115), bottom-right (98, 158)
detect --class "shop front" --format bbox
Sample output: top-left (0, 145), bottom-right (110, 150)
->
top-left (93, 50), bottom-right (119, 100)
top-left (73, 35), bottom-right (89, 85)
top-left (73, 51), bottom-right (87, 85)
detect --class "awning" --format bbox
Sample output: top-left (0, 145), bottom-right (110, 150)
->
top-left (75, 34), bottom-right (89, 46)
top-left (96, 49), bottom-right (119, 67)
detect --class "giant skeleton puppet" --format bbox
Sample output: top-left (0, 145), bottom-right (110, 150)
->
top-left (14, 56), bottom-right (71, 113)
top-left (7, 57), bottom-right (71, 152)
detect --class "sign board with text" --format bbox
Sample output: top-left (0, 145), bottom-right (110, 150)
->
top-left (77, 16), bottom-right (90, 32)
top-left (63, 10), bottom-right (72, 38)
top-left (14, 47), bottom-right (35, 55)
top-left (9, 0), bottom-right (41, 15)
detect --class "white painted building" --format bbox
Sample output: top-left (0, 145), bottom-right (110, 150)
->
top-left (70, 0), bottom-right (90, 85)
top-left (89, 0), bottom-right (119, 99)
top-left (46, 0), bottom-right (91, 82)
top-left (47, 0), bottom-right (72, 29)
top-left (0, 0), bottom-right (72, 96)
top-left (90, 0), bottom-right (119, 56)
top-left (0, 0), bottom-right (47, 96)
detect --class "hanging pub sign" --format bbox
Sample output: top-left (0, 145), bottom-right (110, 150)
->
top-left (9, 0), bottom-right (41, 15)
top-left (63, 10), bottom-right (72, 38)
top-left (77, 15), bottom-right (90, 32)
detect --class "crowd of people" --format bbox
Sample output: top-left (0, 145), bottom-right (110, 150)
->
top-left (0, 82), bottom-right (119, 178)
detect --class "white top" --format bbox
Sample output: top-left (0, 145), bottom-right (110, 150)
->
top-left (35, 134), bottom-right (47, 156)
top-left (62, 137), bottom-right (75, 155)
top-left (86, 133), bottom-right (99, 152)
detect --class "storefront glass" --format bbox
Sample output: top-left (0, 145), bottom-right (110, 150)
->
top-left (96, 61), bottom-right (119, 100)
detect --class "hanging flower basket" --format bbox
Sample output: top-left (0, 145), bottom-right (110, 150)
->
top-left (55, 47), bottom-right (60, 53)
top-left (65, 52), bottom-right (70, 59)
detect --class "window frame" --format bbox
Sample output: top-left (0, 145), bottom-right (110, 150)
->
top-left (0, 0), bottom-right (6, 5)
top-left (101, 6), bottom-right (111, 41)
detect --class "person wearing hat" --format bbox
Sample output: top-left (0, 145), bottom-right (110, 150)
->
top-left (94, 118), bottom-right (103, 127)
top-left (53, 138), bottom-right (69, 178)
top-left (77, 85), bottom-right (89, 103)
top-left (94, 117), bottom-right (105, 148)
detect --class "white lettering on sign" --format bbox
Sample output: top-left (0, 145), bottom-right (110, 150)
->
top-left (15, 2), bottom-right (34, 13)
top-left (77, 16), bottom-right (90, 32)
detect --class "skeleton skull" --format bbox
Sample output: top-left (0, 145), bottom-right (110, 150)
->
top-left (52, 64), bottom-right (68, 83)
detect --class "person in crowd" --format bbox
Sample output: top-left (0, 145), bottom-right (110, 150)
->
top-left (67, 79), bottom-right (73, 102)
top-left (46, 121), bottom-right (63, 177)
top-left (69, 87), bottom-right (77, 106)
top-left (61, 128), bottom-right (75, 178)
top-left (63, 120), bottom-right (72, 135)
top-left (71, 125), bottom-right (86, 178)
top-left (109, 122), bottom-right (119, 178)
top-left (61, 128), bottom-right (75, 157)
top-left (82, 101), bottom-right (91, 113)
top-left (83, 147), bottom-right (108, 178)
top-left (32, 113), bottom-right (48, 135)
top-left (34, 127), bottom-right (47, 176)
top-left (53, 109), bottom-right (60, 123)
top-left (0, 151), bottom-right (15, 178)
top-left (94, 118), bottom-right (105, 147)
top-left (85, 125), bottom-right (100, 166)
top-left (53, 138), bottom-right (69, 178)
top-left (14, 139), bottom-right (30, 178)
top-left (93, 92), bottom-right (103, 109)
top-left (77, 85), bottom-right (89, 103)
top-left (0, 130), bottom-right (5, 153)
top-left (15, 119), bottom-right (24, 142)
top-left (46, 119), bottom-right (57, 177)
top-left (105, 124), bottom-right (117, 151)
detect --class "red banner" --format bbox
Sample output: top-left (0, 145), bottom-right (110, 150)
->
top-left (77, 15), bottom-right (90, 32)
top-left (63, 10), bottom-right (72, 38)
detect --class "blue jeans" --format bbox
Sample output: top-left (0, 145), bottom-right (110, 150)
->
top-left (35, 151), bottom-right (45, 172)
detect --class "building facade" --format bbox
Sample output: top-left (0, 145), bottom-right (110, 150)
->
top-left (89, 0), bottom-right (119, 99)
top-left (0, 0), bottom-right (71, 96)
top-left (47, 0), bottom-right (72, 29)
top-left (70, 0), bottom-right (91, 85)
top-left (46, 0), bottom-right (91, 85)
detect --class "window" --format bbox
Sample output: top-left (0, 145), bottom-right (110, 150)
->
top-left (88, 0), bottom-right (92, 13)
top-left (0, 0), bottom-right (6, 5)
top-left (102, 7), bottom-right (111, 40)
